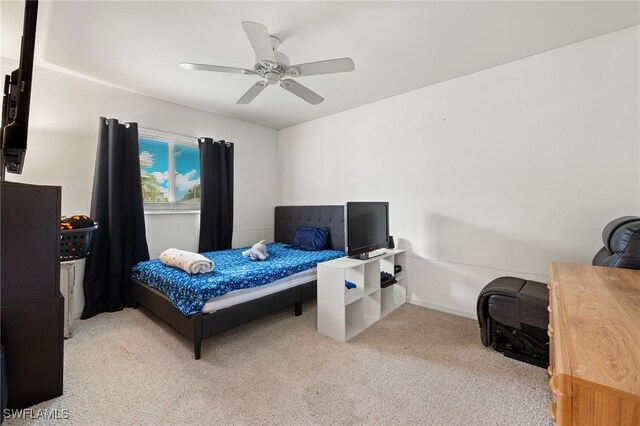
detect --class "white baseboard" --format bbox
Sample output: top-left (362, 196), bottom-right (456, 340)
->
top-left (407, 298), bottom-right (477, 320)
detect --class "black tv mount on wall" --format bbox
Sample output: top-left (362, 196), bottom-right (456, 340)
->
top-left (1, 0), bottom-right (38, 181)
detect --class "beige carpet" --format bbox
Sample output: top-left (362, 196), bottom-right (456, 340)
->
top-left (6, 302), bottom-right (551, 425)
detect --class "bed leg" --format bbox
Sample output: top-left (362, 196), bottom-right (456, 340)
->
top-left (294, 301), bottom-right (302, 316)
top-left (194, 339), bottom-right (202, 360)
top-left (194, 315), bottom-right (203, 360)
top-left (132, 300), bottom-right (138, 309)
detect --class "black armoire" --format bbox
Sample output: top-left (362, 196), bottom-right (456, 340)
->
top-left (1, 181), bottom-right (64, 408)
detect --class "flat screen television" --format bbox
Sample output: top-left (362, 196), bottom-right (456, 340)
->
top-left (345, 201), bottom-right (389, 259)
top-left (1, 0), bottom-right (38, 178)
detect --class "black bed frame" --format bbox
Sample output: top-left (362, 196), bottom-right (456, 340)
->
top-left (131, 205), bottom-right (345, 359)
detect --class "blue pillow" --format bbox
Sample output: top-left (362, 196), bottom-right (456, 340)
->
top-left (292, 226), bottom-right (330, 251)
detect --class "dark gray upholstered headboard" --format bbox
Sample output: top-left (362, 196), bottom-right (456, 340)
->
top-left (274, 205), bottom-right (345, 251)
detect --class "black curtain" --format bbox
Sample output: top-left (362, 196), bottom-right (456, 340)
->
top-left (198, 137), bottom-right (234, 252)
top-left (82, 117), bottom-right (149, 319)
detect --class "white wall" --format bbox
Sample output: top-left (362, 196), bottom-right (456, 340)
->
top-left (1, 58), bottom-right (279, 317)
top-left (278, 27), bottom-right (640, 318)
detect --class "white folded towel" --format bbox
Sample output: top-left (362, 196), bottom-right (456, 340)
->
top-left (159, 248), bottom-right (214, 274)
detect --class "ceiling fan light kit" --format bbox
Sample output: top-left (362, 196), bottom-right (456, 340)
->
top-left (180, 21), bottom-right (355, 105)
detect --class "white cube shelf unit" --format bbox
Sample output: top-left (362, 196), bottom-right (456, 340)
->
top-left (317, 249), bottom-right (406, 342)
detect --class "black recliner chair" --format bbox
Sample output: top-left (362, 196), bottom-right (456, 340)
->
top-left (477, 216), bottom-right (640, 367)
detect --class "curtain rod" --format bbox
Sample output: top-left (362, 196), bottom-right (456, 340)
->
top-left (138, 126), bottom-right (198, 141)
top-left (137, 126), bottom-right (232, 146)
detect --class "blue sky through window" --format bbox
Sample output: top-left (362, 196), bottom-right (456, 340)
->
top-left (174, 144), bottom-right (200, 200)
top-left (139, 137), bottom-right (200, 202)
top-left (139, 138), bottom-right (169, 199)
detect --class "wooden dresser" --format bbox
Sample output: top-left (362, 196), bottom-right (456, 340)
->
top-left (548, 262), bottom-right (640, 425)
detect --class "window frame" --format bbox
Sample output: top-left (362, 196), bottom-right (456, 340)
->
top-left (138, 129), bottom-right (200, 212)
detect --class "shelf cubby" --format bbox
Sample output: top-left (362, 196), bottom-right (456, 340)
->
top-left (381, 286), bottom-right (395, 317)
top-left (364, 290), bottom-right (381, 326)
top-left (345, 299), bottom-right (365, 341)
top-left (344, 265), bottom-right (365, 305)
top-left (364, 261), bottom-right (380, 295)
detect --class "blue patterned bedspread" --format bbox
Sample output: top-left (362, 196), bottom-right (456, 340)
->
top-left (132, 243), bottom-right (345, 316)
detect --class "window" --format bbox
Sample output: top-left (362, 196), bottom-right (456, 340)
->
top-left (138, 130), bottom-right (200, 211)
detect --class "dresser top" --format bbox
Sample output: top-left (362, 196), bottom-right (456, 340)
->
top-left (550, 262), bottom-right (640, 397)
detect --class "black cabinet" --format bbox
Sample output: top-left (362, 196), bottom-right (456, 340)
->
top-left (1, 182), bottom-right (63, 409)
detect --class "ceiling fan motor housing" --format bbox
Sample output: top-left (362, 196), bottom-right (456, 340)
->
top-left (265, 72), bottom-right (280, 85)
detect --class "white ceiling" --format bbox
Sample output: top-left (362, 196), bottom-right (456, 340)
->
top-left (2, 1), bottom-right (639, 129)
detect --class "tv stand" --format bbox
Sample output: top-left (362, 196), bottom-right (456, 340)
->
top-left (317, 249), bottom-right (406, 341)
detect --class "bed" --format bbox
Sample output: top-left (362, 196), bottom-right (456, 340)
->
top-left (131, 205), bottom-right (345, 359)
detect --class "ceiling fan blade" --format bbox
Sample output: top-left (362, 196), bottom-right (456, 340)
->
top-left (286, 58), bottom-right (355, 77)
top-left (241, 21), bottom-right (276, 64)
top-left (180, 62), bottom-right (256, 75)
top-left (236, 81), bottom-right (267, 105)
top-left (279, 79), bottom-right (324, 105)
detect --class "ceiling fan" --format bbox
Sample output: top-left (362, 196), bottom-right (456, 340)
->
top-left (179, 21), bottom-right (355, 105)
